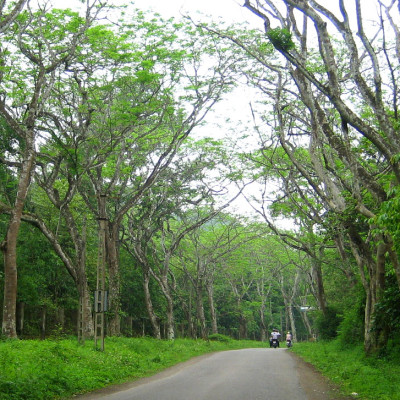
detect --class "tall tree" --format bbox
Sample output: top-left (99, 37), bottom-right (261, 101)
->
top-left (0, 2), bottom-right (103, 338)
top-left (217, 0), bottom-right (400, 354)
top-left (177, 215), bottom-right (263, 338)
top-left (70, 14), bottom-right (243, 336)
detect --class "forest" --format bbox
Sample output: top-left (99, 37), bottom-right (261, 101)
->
top-left (1, 0), bottom-right (400, 358)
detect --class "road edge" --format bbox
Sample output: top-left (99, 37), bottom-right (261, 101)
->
top-left (71, 352), bottom-right (217, 399)
top-left (288, 351), bottom-right (354, 400)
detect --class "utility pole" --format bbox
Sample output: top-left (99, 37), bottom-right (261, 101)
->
top-left (95, 193), bottom-right (107, 351)
top-left (78, 219), bottom-right (87, 345)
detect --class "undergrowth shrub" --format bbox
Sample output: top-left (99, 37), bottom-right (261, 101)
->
top-left (315, 306), bottom-right (342, 340)
top-left (208, 334), bottom-right (231, 343)
top-left (372, 273), bottom-right (400, 339)
top-left (337, 290), bottom-right (365, 348)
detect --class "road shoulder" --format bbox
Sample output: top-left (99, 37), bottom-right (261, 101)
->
top-left (288, 351), bottom-right (354, 400)
top-left (71, 352), bottom-right (216, 399)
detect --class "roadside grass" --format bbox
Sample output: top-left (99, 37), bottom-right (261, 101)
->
top-left (291, 340), bottom-right (400, 400)
top-left (0, 335), bottom-right (265, 400)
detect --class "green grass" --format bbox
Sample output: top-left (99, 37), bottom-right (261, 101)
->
top-left (0, 336), bottom-right (265, 399)
top-left (4, 336), bottom-right (398, 400)
top-left (291, 340), bottom-right (400, 400)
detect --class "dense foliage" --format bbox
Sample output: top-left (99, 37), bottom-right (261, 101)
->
top-left (1, 0), bottom-right (400, 375)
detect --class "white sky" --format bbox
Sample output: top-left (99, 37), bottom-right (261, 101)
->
top-left (130, 0), bottom-right (261, 24)
top-left (113, 0), bottom-right (382, 25)
top-left (121, 0), bottom-right (382, 27)
top-left (49, 0), bottom-right (263, 25)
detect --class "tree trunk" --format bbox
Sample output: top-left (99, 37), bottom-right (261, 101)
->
top-left (107, 224), bottom-right (121, 336)
top-left (154, 274), bottom-right (175, 340)
top-left (142, 270), bottom-right (161, 339)
top-left (237, 298), bottom-right (247, 339)
top-left (2, 246), bottom-right (18, 338)
top-left (78, 279), bottom-right (94, 338)
top-left (348, 227), bottom-right (388, 354)
top-left (366, 240), bottom-right (388, 353)
top-left (363, 287), bottom-right (374, 354)
top-left (177, 292), bottom-right (195, 338)
top-left (195, 281), bottom-right (207, 339)
top-left (40, 305), bottom-right (47, 340)
top-left (56, 307), bottom-right (65, 330)
top-left (164, 286), bottom-right (175, 340)
top-left (1, 131), bottom-right (35, 338)
top-left (183, 293), bottom-right (195, 338)
top-left (238, 312), bottom-right (247, 339)
top-left (287, 304), bottom-right (297, 342)
top-left (259, 314), bottom-right (266, 342)
top-left (188, 314), bottom-right (195, 338)
top-left (165, 307), bottom-right (175, 340)
top-left (78, 217), bottom-right (93, 338)
top-left (300, 309), bottom-right (313, 339)
top-left (206, 284), bottom-right (218, 335)
top-left (310, 258), bottom-right (327, 314)
top-left (16, 302), bottom-right (25, 335)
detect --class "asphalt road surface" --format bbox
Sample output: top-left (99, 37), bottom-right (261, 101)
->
top-left (75, 348), bottom-right (351, 400)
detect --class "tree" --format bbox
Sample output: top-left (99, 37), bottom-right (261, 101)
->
top-left (0, 2), bottom-right (103, 338)
top-left (223, 0), bottom-right (400, 354)
top-left (176, 214), bottom-right (264, 338)
top-left (68, 13), bottom-right (243, 336)
top-left (123, 159), bottom-right (244, 339)
top-left (0, 0), bottom-right (27, 34)
top-left (189, 0), bottom-right (400, 352)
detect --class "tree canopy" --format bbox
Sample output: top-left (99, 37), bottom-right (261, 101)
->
top-left (1, 0), bottom-right (400, 356)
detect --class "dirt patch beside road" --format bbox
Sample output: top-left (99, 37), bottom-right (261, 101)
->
top-left (289, 351), bottom-right (354, 400)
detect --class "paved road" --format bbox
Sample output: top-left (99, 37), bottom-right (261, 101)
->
top-left (75, 348), bottom-right (329, 400)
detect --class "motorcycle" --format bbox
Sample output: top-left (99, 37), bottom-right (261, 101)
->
top-left (286, 339), bottom-right (292, 348)
top-left (271, 338), bottom-right (279, 348)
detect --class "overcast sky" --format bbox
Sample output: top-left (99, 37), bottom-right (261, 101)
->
top-left (48, 0), bottom-right (260, 22)
top-left (49, 0), bottom-right (384, 36)
top-left (129, 0), bottom-right (262, 24)
top-left (130, 0), bottom-right (381, 23)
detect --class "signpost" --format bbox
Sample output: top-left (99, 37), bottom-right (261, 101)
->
top-left (300, 306), bottom-right (315, 312)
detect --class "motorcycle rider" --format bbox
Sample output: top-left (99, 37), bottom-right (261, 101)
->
top-left (269, 328), bottom-right (281, 347)
top-left (286, 331), bottom-right (293, 347)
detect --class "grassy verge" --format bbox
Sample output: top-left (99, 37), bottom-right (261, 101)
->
top-left (291, 340), bottom-right (400, 400)
top-left (0, 336), bottom-right (265, 400)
